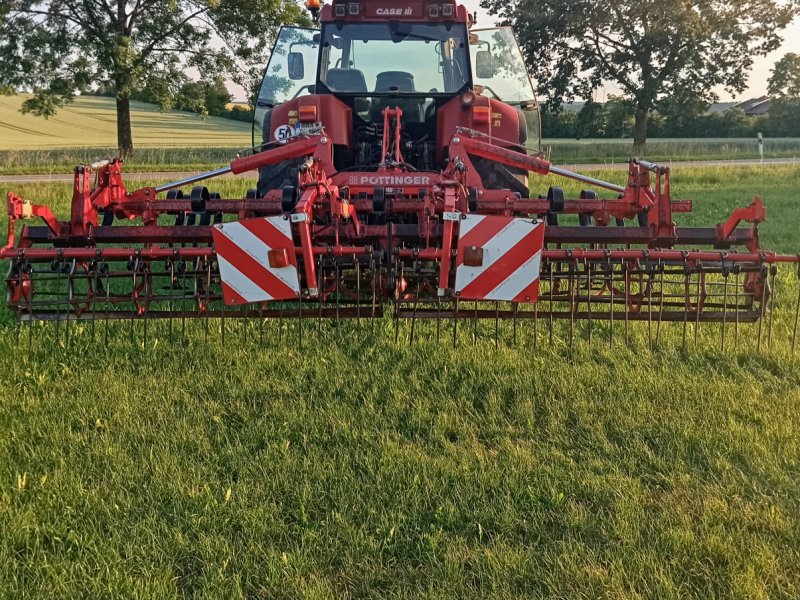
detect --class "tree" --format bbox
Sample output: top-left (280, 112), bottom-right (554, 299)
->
top-left (481, 0), bottom-right (798, 151)
top-left (0, 0), bottom-right (308, 157)
top-left (769, 53), bottom-right (800, 99)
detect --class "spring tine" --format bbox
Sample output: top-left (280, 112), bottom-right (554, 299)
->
top-left (27, 267), bottom-right (33, 351)
top-left (104, 266), bottom-right (111, 348)
top-left (54, 261), bottom-right (62, 346)
top-left (167, 262), bottom-right (174, 343)
top-left (655, 261), bottom-right (665, 347)
top-left (734, 267), bottom-right (740, 351)
top-left (694, 267), bottom-right (702, 347)
top-left (181, 262), bottom-right (188, 343)
top-left (394, 294), bottom-right (401, 344)
top-left (278, 303), bottom-right (284, 342)
top-left (204, 260), bottom-right (211, 345)
top-left (129, 260), bottom-right (136, 344)
top-left (370, 255), bottom-right (377, 335)
top-left (568, 261), bottom-right (575, 354)
top-left (220, 293), bottom-right (226, 347)
top-left (472, 301), bottom-right (478, 346)
top-left (452, 297), bottom-right (459, 348)
top-left (512, 302), bottom-right (518, 345)
top-left (494, 302), bottom-right (500, 349)
top-left (259, 302), bottom-right (265, 345)
top-left (533, 298), bottom-right (538, 350)
top-left (435, 293), bottom-right (442, 344)
top-left (682, 268), bottom-right (689, 352)
top-left (89, 264), bottom-right (98, 343)
top-left (757, 265), bottom-right (767, 351)
top-left (792, 264), bottom-right (800, 353)
top-left (409, 268), bottom-right (420, 346)
top-left (335, 260), bottom-right (341, 326)
top-left (768, 266), bottom-right (777, 350)
top-left (721, 265), bottom-right (729, 352)
top-left (355, 255), bottom-right (361, 329)
top-left (608, 260), bottom-right (615, 348)
top-left (143, 266), bottom-right (150, 349)
top-left (318, 257), bottom-right (324, 336)
top-left (624, 261), bottom-right (630, 347)
top-left (647, 265), bottom-right (653, 352)
top-left (298, 300), bottom-right (303, 349)
top-left (548, 263), bottom-right (554, 348)
top-left (585, 261), bottom-right (592, 346)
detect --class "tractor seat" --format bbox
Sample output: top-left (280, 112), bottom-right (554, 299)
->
top-left (370, 71), bottom-right (424, 122)
top-left (325, 68), bottom-right (368, 93)
top-left (375, 71), bottom-right (416, 92)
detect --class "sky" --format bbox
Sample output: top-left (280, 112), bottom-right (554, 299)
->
top-left (460, 0), bottom-right (800, 102)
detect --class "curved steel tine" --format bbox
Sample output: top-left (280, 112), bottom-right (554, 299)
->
top-left (624, 261), bottom-right (630, 347)
top-left (181, 261), bottom-right (188, 343)
top-left (792, 263), bottom-right (800, 353)
top-left (494, 302), bottom-right (499, 349)
top-left (90, 261), bottom-right (99, 343)
top-left (608, 259), bottom-right (615, 349)
top-left (682, 266), bottom-right (689, 352)
top-left (768, 266), bottom-right (777, 350)
top-left (104, 265), bottom-right (111, 347)
top-left (318, 255), bottom-right (324, 336)
top-left (587, 260), bottom-right (593, 347)
top-left (259, 301), bottom-right (265, 345)
top-left (298, 297), bottom-right (303, 349)
top-left (647, 264), bottom-right (653, 352)
top-left (548, 262), bottom-right (554, 348)
top-left (512, 302), bottom-right (518, 346)
top-left (721, 263), bottom-right (729, 352)
top-left (757, 265), bottom-right (767, 351)
top-left (533, 295), bottom-right (538, 350)
top-left (334, 259), bottom-right (340, 327)
top-left (27, 265), bottom-right (34, 351)
top-left (204, 259), bottom-right (211, 345)
top-left (409, 265), bottom-right (420, 346)
top-left (472, 301), bottom-right (478, 346)
top-left (130, 259), bottom-right (136, 345)
top-left (568, 261), bottom-right (575, 354)
top-left (452, 297), bottom-right (459, 348)
top-left (370, 254), bottom-right (377, 335)
top-left (655, 260), bottom-right (665, 347)
top-left (694, 266), bottom-right (702, 347)
top-left (355, 254), bottom-right (361, 329)
top-left (167, 261), bottom-right (175, 343)
top-left (734, 267), bottom-right (740, 351)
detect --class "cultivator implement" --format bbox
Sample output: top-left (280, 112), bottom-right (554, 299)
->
top-left (3, 122), bottom-right (799, 352)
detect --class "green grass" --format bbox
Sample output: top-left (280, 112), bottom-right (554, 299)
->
top-left (543, 138), bottom-right (800, 164)
top-left (1, 166), bottom-right (800, 598)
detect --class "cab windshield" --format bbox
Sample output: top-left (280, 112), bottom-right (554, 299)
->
top-left (319, 23), bottom-right (470, 95)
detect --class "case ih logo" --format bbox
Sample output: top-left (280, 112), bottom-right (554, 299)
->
top-left (375, 7), bottom-right (414, 16)
top-left (350, 175), bottom-right (431, 186)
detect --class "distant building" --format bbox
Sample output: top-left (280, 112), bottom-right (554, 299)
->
top-left (730, 96), bottom-right (771, 115)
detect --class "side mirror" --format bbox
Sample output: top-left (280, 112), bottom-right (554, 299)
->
top-left (288, 52), bottom-right (305, 80)
top-left (475, 50), bottom-right (495, 79)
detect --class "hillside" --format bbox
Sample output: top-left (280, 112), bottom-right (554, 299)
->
top-left (0, 95), bottom-right (251, 150)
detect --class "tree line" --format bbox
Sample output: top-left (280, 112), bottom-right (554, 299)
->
top-left (539, 93), bottom-right (800, 139)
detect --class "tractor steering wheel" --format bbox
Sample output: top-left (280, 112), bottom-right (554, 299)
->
top-left (291, 84), bottom-right (315, 100)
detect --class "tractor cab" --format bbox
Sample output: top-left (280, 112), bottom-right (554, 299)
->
top-left (252, 1), bottom-right (539, 195)
top-left (253, 2), bottom-right (538, 152)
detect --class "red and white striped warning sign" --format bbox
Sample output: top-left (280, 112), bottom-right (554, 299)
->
top-left (212, 216), bottom-right (300, 304)
top-left (454, 215), bottom-right (545, 302)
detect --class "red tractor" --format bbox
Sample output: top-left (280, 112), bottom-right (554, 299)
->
top-left (2, 0), bottom-right (797, 350)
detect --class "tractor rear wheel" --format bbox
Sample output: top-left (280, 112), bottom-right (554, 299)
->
top-left (256, 109), bottom-right (296, 198)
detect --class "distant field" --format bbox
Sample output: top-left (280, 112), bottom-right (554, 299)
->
top-left (0, 95), bottom-right (250, 150)
top-left (0, 165), bottom-right (799, 597)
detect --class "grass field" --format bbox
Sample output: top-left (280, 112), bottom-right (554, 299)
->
top-left (2, 94), bottom-right (800, 174)
top-left (1, 165), bottom-right (799, 598)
